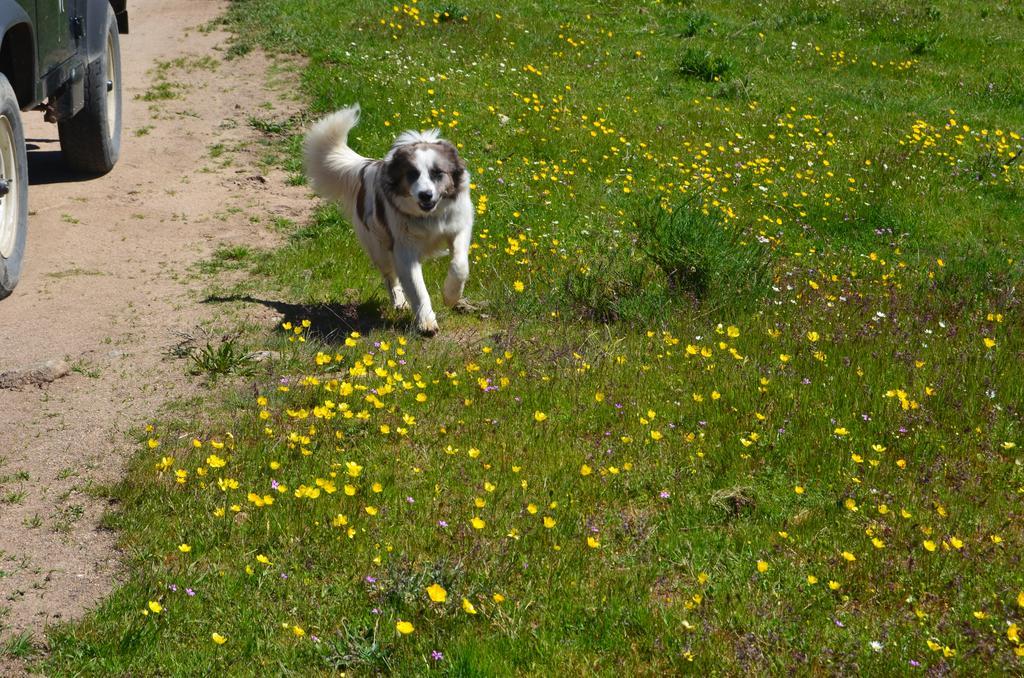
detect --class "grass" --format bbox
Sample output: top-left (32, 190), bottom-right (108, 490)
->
top-left (40, 0), bottom-right (1024, 675)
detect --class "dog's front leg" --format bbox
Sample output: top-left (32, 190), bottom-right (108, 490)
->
top-left (394, 245), bottom-right (438, 336)
top-left (443, 229), bottom-right (471, 308)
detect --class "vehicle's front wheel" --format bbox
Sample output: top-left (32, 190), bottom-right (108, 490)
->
top-left (0, 73), bottom-right (28, 300)
top-left (58, 5), bottom-right (122, 174)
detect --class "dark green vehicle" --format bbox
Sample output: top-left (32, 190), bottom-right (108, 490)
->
top-left (0, 0), bottom-right (127, 298)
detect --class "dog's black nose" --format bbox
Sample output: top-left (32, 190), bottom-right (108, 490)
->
top-left (417, 191), bottom-right (434, 203)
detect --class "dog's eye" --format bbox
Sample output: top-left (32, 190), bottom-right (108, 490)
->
top-left (406, 169), bottom-right (420, 183)
top-left (429, 169), bottom-right (444, 181)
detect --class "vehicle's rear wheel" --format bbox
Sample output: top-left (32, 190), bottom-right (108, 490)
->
top-left (0, 74), bottom-right (28, 300)
top-left (57, 5), bottom-right (121, 174)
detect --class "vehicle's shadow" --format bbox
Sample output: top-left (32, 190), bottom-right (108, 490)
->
top-left (25, 139), bottom-right (97, 186)
top-left (202, 295), bottom-right (401, 343)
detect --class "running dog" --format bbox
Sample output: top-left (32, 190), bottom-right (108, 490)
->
top-left (304, 104), bottom-right (473, 335)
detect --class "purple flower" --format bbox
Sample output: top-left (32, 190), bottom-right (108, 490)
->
top-left (372, 607), bottom-right (381, 615)
top-left (834, 619), bottom-right (845, 628)
top-left (365, 575), bottom-right (377, 584)
top-left (438, 520), bottom-right (448, 528)
top-left (186, 588), bottom-right (195, 596)
top-left (311, 634), bottom-right (320, 643)
top-left (431, 650), bottom-right (444, 661)
top-left (659, 490), bottom-right (670, 499)
top-left (168, 584), bottom-right (177, 592)
top-left (271, 479), bottom-right (280, 490)
top-left (406, 496), bottom-right (415, 504)
top-left (909, 660), bottom-right (920, 667)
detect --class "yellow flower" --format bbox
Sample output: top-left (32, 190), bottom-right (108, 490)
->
top-left (148, 600), bottom-right (163, 614)
top-left (923, 540), bottom-right (936, 552)
top-left (834, 427), bottom-right (849, 436)
top-left (580, 464), bottom-right (592, 476)
top-left (806, 575), bottom-right (818, 585)
top-left (256, 554), bottom-right (272, 565)
top-left (178, 544), bottom-right (191, 553)
top-left (726, 325), bottom-right (740, 338)
top-left (587, 536), bottom-right (601, 548)
top-left (841, 551), bottom-right (856, 562)
top-left (756, 560), bottom-right (769, 573)
top-left (828, 580), bottom-right (841, 590)
top-left (346, 461), bottom-right (363, 477)
top-left (426, 583), bottom-right (448, 603)
top-left (513, 280), bottom-right (525, 293)
top-left (461, 598), bottom-right (477, 614)
top-left (493, 593), bottom-right (505, 603)
top-left (206, 454), bottom-right (226, 468)
top-left (292, 625), bottom-right (305, 637)
top-left (211, 632), bottom-right (227, 645)
top-left (1017, 590), bottom-right (1024, 608)
top-left (543, 516), bottom-right (556, 529)
top-left (806, 331), bottom-right (819, 342)
top-left (794, 485), bottom-right (805, 494)
top-left (471, 517), bottom-right (485, 530)
top-left (365, 506), bottom-right (378, 516)
top-left (983, 337), bottom-right (996, 348)
top-left (533, 411), bottom-right (547, 422)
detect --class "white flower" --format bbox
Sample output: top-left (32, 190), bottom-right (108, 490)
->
top-left (869, 641), bottom-right (883, 652)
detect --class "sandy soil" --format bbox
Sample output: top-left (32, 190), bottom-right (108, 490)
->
top-left (0, 0), bottom-right (309, 661)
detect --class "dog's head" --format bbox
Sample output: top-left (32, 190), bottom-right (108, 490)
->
top-left (383, 130), bottom-right (468, 217)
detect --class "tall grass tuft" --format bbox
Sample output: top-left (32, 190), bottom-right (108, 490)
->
top-left (636, 198), bottom-right (770, 308)
top-left (678, 47), bottom-right (732, 82)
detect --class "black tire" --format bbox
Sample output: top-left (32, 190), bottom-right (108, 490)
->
top-left (0, 73), bottom-right (28, 300)
top-left (58, 5), bottom-right (122, 174)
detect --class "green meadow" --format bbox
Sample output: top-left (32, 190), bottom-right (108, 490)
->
top-left (42, 1), bottom-right (1024, 674)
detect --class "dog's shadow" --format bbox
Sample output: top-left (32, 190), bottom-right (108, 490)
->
top-left (202, 295), bottom-right (404, 344)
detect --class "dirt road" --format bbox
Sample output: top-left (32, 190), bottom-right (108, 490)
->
top-left (0, 0), bottom-right (307, 651)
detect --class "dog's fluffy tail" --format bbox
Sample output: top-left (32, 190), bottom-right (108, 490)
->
top-left (304, 104), bottom-right (369, 204)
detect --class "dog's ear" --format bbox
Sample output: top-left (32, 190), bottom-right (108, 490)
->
top-left (383, 146), bottom-right (413, 194)
top-left (435, 140), bottom-right (467, 187)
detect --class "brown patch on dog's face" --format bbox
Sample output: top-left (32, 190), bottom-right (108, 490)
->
top-left (383, 141), bottom-right (467, 216)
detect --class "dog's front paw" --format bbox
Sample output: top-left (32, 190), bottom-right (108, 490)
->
top-left (416, 314), bottom-right (439, 337)
top-left (393, 299), bottom-right (411, 312)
